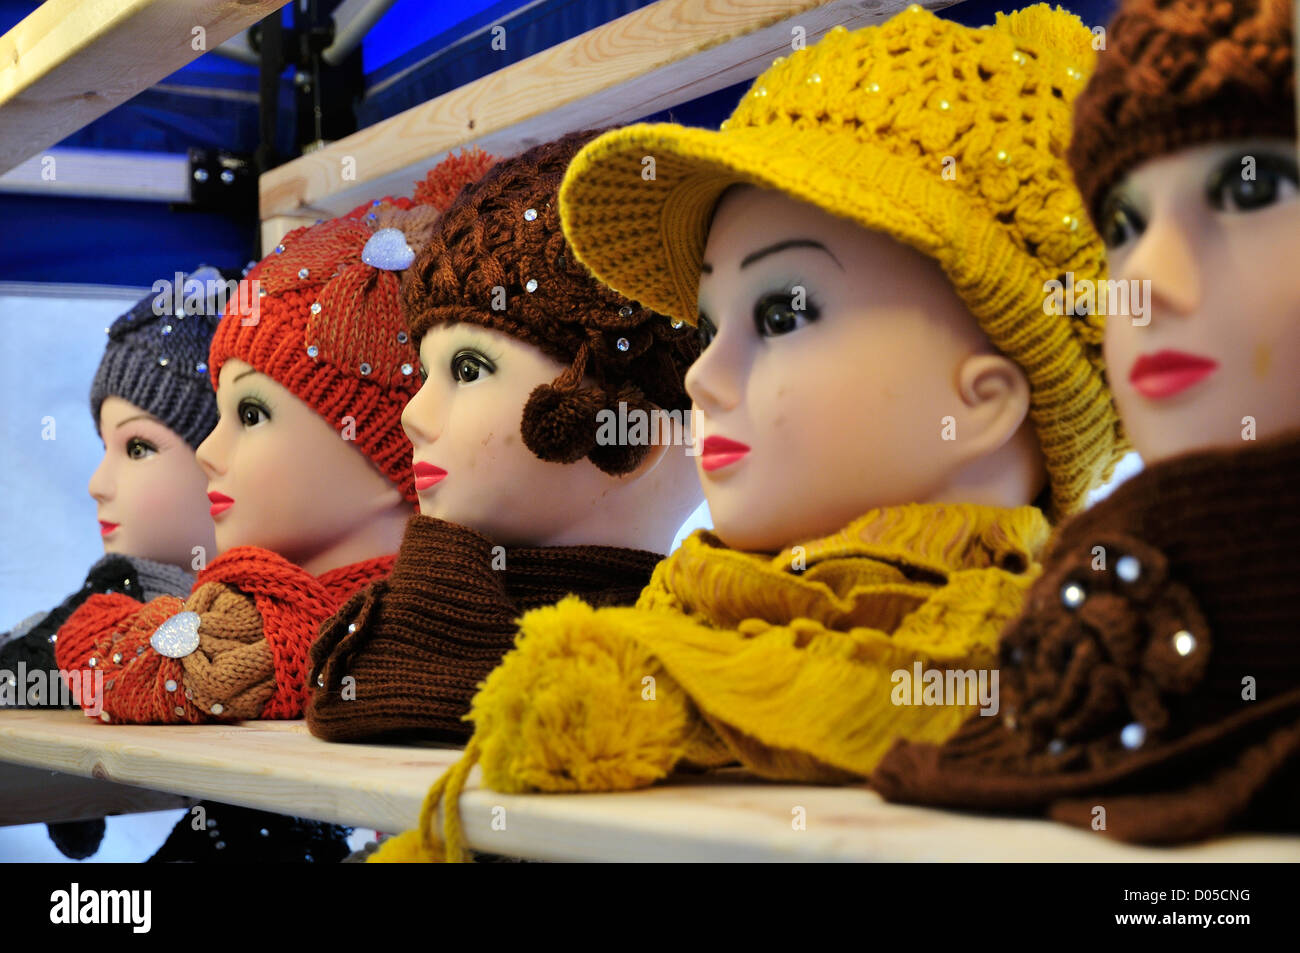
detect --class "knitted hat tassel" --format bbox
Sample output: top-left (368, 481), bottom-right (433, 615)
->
top-left (368, 737), bottom-right (479, 863)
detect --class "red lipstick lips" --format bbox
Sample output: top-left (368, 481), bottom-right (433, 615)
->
top-left (413, 461), bottom-right (448, 491)
top-left (99, 520), bottom-right (119, 537)
top-left (207, 491), bottom-right (234, 518)
top-left (700, 435), bottom-right (751, 473)
top-left (1129, 350), bottom-right (1219, 399)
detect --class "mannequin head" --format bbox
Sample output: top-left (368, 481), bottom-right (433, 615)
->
top-left (202, 189), bottom-right (491, 576)
top-left (1098, 139), bottom-right (1299, 464)
top-left (690, 185), bottom-right (1044, 552)
top-left (1067, 0), bottom-right (1296, 465)
top-left (90, 396), bottom-right (216, 568)
top-left (401, 130), bottom-right (703, 552)
top-left (196, 358), bottom-right (410, 576)
top-left (403, 321), bottom-right (699, 550)
top-left (87, 264), bottom-right (228, 570)
top-left (559, 7), bottom-right (1124, 543)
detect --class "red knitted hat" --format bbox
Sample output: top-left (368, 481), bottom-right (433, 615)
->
top-left (210, 151), bottom-right (496, 503)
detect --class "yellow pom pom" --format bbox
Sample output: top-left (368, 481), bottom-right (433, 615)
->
top-left (995, 3), bottom-right (1096, 68)
top-left (472, 596), bottom-right (699, 793)
top-left (366, 830), bottom-right (442, 863)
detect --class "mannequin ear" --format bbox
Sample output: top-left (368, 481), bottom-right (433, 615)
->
top-left (950, 353), bottom-right (1032, 467)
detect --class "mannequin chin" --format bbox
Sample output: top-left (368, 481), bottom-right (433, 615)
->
top-left (90, 396), bottom-right (217, 570)
top-left (403, 322), bottom-right (703, 552)
top-left (688, 184), bottom-right (1046, 554)
top-left (1101, 137), bottom-right (1300, 465)
top-left (195, 358), bottom-right (411, 576)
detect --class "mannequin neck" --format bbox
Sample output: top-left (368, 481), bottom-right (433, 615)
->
top-left (929, 419), bottom-right (1048, 512)
top-left (296, 502), bottom-right (412, 577)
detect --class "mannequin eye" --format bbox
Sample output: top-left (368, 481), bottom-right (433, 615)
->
top-left (1208, 152), bottom-right (1298, 214)
top-left (696, 313), bottom-right (717, 350)
top-left (237, 399), bottom-right (269, 428)
top-left (754, 291), bottom-right (819, 338)
top-left (124, 437), bottom-right (157, 461)
top-left (417, 364), bottom-right (428, 384)
top-left (450, 349), bottom-right (495, 384)
top-left (1098, 194), bottom-right (1146, 249)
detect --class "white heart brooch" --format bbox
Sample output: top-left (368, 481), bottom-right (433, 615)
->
top-left (150, 611), bottom-right (201, 659)
top-left (360, 227), bottom-right (415, 271)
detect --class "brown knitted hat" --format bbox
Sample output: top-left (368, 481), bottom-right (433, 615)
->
top-left (1068, 0), bottom-right (1296, 224)
top-left (871, 430), bottom-right (1300, 844)
top-left (400, 129), bottom-right (699, 476)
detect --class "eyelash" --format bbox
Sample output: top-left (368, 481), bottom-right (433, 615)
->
top-left (450, 348), bottom-right (497, 383)
top-left (697, 285), bottom-right (822, 348)
top-left (124, 436), bottom-right (157, 460)
top-left (237, 396), bottom-right (271, 428)
top-left (1100, 150), bottom-right (1299, 249)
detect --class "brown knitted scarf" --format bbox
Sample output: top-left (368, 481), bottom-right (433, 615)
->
top-left (872, 430), bottom-right (1300, 844)
top-left (305, 514), bottom-right (662, 743)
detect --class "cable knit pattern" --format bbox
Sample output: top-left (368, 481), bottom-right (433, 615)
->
top-left (1068, 0), bottom-right (1295, 224)
top-left (306, 514), bottom-right (660, 742)
top-left (872, 431), bottom-right (1300, 844)
top-left (54, 548), bottom-right (394, 723)
top-left (558, 3), bottom-right (1128, 516)
top-left (369, 503), bottom-right (1051, 862)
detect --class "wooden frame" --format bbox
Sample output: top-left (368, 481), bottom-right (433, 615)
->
top-left (258, 0), bottom-right (947, 241)
top-left (0, 0), bottom-right (289, 175)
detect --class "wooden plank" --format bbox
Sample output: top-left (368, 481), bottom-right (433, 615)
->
top-left (259, 0), bottom-right (950, 221)
top-left (0, 760), bottom-right (190, 826)
top-left (0, 0), bottom-right (290, 175)
top-left (1, 710), bottom-right (1296, 861)
top-left (261, 214), bottom-right (321, 254)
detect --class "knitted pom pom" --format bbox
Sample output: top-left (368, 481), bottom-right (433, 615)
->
top-left (472, 596), bottom-right (697, 793)
top-left (367, 830), bottom-right (441, 863)
top-left (414, 148), bottom-right (499, 213)
top-left (587, 383), bottom-right (655, 476)
top-left (520, 383), bottom-right (602, 464)
top-left (995, 3), bottom-right (1095, 65)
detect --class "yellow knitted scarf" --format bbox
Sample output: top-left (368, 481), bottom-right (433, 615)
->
top-left (372, 502), bottom-right (1051, 862)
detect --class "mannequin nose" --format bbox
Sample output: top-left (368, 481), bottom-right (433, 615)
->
top-left (401, 384), bottom-right (442, 447)
top-left (194, 426), bottom-right (225, 481)
top-left (87, 452), bottom-right (111, 503)
top-left (1115, 209), bottom-right (1201, 320)
top-left (685, 333), bottom-right (744, 415)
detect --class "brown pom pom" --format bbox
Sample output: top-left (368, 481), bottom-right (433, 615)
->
top-left (521, 383), bottom-right (602, 464)
top-left (588, 384), bottom-right (655, 476)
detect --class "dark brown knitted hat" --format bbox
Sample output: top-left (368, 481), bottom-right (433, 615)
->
top-left (400, 129), bottom-right (699, 476)
top-left (1068, 0), bottom-right (1296, 224)
top-left (871, 430), bottom-right (1300, 844)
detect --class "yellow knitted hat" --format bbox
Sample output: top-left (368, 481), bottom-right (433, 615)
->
top-left (558, 4), bottom-right (1128, 517)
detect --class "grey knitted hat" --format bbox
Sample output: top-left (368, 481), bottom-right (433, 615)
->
top-left (90, 265), bottom-right (233, 449)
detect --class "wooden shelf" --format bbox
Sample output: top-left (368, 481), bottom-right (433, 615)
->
top-left (0, 0), bottom-right (290, 175)
top-left (257, 0), bottom-right (941, 234)
top-left (2, 710), bottom-right (1296, 861)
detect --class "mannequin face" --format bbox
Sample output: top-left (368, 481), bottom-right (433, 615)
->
top-left (403, 322), bottom-right (701, 548)
top-left (1100, 138), bottom-right (1300, 464)
top-left (689, 185), bottom-right (1042, 553)
top-left (89, 396), bottom-right (216, 569)
top-left (195, 358), bottom-right (406, 571)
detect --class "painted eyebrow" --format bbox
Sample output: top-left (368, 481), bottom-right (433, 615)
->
top-left (114, 413), bottom-right (161, 429)
top-left (700, 239), bottom-right (843, 276)
top-left (232, 368), bottom-right (258, 383)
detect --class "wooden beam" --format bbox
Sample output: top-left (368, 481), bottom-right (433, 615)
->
top-left (260, 0), bottom-right (952, 222)
top-left (2, 710), bottom-right (1296, 861)
top-left (0, 0), bottom-right (289, 175)
top-left (261, 214), bottom-right (321, 255)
